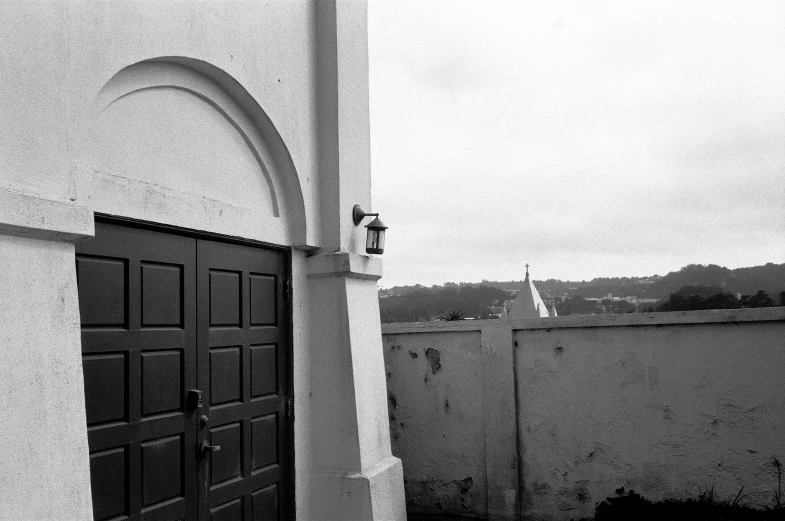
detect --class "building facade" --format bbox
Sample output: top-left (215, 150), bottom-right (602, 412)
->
top-left (0, 1), bottom-right (405, 519)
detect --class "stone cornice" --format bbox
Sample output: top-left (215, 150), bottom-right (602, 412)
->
top-left (0, 188), bottom-right (94, 242)
top-left (306, 251), bottom-right (383, 281)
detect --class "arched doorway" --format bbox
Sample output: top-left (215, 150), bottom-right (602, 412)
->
top-left (77, 58), bottom-right (303, 521)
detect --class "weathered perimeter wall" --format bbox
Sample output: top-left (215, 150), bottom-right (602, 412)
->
top-left (517, 308), bottom-right (785, 520)
top-left (383, 322), bottom-right (519, 520)
top-left (384, 330), bottom-right (486, 516)
top-left (382, 308), bottom-right (785, 521)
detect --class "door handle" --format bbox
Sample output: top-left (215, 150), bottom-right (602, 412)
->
top-left (201, 440), bottom-right (221, 454)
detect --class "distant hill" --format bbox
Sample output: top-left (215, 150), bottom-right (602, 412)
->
top-left (481, 263), bottom-right (785, 301)
top-left (379, 284), bottom-right (512, 323)
top-left (379, 263), bottom-right (785, 322)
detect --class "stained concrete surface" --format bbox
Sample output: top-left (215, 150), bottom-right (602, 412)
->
top-left (385, 309), bottom-right (785, 521)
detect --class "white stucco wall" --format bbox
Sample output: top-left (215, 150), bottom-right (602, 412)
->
top-left (1, 1), bottom-right (319, 243)
top-left (0, 236), bottom-right (93, 520)
top-left (382, 308), bottom-right (785, 521)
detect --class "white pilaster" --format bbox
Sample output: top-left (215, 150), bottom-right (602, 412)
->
top-left (0, 233), bottom-right (93, 520)
top-left (306, 252), bottom-right (406, 520)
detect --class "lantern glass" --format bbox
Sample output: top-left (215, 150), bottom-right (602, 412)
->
top-left (366, 228), bottom-right (386, 254)
top-left (365, 217), bottom-right (387, 254)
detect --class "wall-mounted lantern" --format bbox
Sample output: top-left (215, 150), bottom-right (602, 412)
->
top-left (352, 204), bottom-right (388, 255)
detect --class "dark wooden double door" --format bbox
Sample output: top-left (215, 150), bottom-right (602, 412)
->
top-left (76, 221), bottom-right (291, 521)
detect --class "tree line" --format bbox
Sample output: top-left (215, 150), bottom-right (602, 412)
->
top-left (484, 263), bottom-right (785, 301)
top-left (644, 286), bottom-right (783, 313)
top-left (378, 262), bottom-right (785, 322)
top-left (379, 284), bottom-right (511, 323)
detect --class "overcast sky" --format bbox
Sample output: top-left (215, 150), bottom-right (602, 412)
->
top-left (367, 0), bottom-right (785, 287)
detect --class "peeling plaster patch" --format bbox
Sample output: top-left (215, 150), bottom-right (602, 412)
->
top-left (716, 400), bottom-right (768, 431)
top-left (558, 481), bottom-right (591, 504)
top-left (554, 346), bottom-right (564, 357)
top-left (693, 375), bottom-right (713, 399)
top-left (409, 351), bottom-right (418, 359)
top-left (655, 434), bottom-right (690, 457)
top-left (637, 462), bottom-right (669, 492)
top-left (458, 477), bottom-right (473, 511)
top-left (531, 482), bottom-right (551, 495)
top-left (699, 400), bottom-right (770, 439)
top-left (403, 477), bottom-right (479, 517)
top-left (388, 392), bottom-right (401, 440)
top-left (425, 347), bottom-right (442, 374)
top-left (620, 352), bottom-right (646, 388)
top-left (648, 403), bottom-right (675, 422)
top-left (592, 444), bottom-right (617, 465)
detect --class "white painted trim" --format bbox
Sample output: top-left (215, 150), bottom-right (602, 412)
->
top-left (0, 188), bottom-right (94, 242)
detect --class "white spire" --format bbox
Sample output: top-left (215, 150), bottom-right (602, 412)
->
top-left (510, 264), bottom-right (550, 318)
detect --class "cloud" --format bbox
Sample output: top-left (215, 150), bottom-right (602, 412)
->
top-left (407, 53), bottom-right (490, 94)
top-left (368, 0), bottom-right (785, 286)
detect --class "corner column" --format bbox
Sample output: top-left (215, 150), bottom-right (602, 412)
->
top-left (305, 252), bottom-right (406, 520)
top-left (0, 190), bottom-right (94, 519)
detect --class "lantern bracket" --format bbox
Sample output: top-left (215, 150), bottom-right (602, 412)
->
top-left (352, 204), bottom-right (379, 226)
top-left (353, 204), bottom-right (388, 255)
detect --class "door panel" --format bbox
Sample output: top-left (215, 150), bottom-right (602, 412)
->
top-left (77, 223), bottom-right (198, 521)
top-left (197, 240), bottom-right (290, 521)
top-left (78, 221), bottom-right (291, 521)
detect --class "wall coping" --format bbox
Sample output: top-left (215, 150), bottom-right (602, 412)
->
top-left (381, 307), bottom-right (785, 335)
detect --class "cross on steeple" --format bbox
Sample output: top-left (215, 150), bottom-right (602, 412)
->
top-left (525, 263), bottom-right (530, 276)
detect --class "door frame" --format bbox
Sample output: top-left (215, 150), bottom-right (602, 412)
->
top-left (91, 213), bottom-right (296, 519)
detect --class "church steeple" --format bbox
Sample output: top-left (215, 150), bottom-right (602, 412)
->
top-left (510, 263), bottom-right (551, 318)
